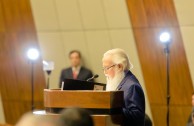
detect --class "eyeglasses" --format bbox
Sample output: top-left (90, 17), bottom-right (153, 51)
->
top-left (102, 64), bottom-right (117, 71)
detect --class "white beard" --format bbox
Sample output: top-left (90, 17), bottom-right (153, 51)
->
top-left (106, 72), bottom-right (125, 91)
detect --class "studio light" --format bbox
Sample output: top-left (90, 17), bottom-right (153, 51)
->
top-left (27, 48), bottom-right (39, 60)
top-left (26, 48), bottom-right (39, 111)
top-left (43, 60), bottom-right (49, 66)
top-left (159, 32), bottom-right (171, 43)
top-left (159, 31), bottom-right (171, 126)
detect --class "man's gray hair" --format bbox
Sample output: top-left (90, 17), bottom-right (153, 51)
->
top-left (103, 48), bottom-right (133, 70)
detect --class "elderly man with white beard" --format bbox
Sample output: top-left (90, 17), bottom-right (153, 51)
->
top-left (102, 48), bottom-right (145, 126)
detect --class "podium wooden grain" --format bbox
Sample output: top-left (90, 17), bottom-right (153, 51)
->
top-left (43, 89), bottom-right (124, 126)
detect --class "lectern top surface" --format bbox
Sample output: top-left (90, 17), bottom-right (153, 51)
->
top-left (44, 89), bottom-right (123, 93)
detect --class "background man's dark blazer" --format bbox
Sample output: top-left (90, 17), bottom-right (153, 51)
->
top-left (59, 66), bottom-right (93, 87)
top-left (187, 109), bottom-right (194, 126)
top-left (117, 70), bottom-right (145, 126)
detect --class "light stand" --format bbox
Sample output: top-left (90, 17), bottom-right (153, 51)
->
top-left (31, 61), bottom-right (34, 111)
top-left (27, 48), bottom-right (39, 111)
top-left (164, 43), bottom-right (170, 126)
top-left (159, 32), bottom-right (171, 126)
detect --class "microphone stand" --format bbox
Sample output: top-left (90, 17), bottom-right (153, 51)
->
top-left (30, 61), bottom-right (35, 111)
top-left (86, 74), bottom-right (99, 81)
top-left (164, 43), bottom-right (170, 126)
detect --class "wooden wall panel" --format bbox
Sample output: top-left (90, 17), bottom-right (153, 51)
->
top-left (126, 0), bottom-right (193, 126)
top-left (0, 0), bottom-right (45, 124)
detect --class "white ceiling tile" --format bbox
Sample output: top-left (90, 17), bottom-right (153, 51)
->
top-left (78, 0), bottom-right (107, 29)
top-left (174, 0), bottom-right (194, 26)
top-left (55, 0), bottom-right (83, 30)
top-left (103, 0), bottom-right (131, 28)
top-left (30, 0), bottom-right (59, 31)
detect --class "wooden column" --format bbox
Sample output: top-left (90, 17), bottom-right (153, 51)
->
top-left (126, 0), bottom-right (193, 126)
top-left (0, 0), bottom-right (45, 124)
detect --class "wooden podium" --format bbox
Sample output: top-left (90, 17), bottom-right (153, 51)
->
top-left (44, 89), bottom-right (124, 126)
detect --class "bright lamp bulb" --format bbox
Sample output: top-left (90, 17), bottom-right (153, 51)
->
top-left (159, 32), bottom-right (171, 43)
top-left (43, 60), bottom-right (49, 66)
top-left (27, 48), bottom-right (39, 60)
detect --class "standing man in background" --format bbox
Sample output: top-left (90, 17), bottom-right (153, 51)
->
top-left (59, 50), bottom-right (93, 86)
top-left (102, 48), bottom-right (145, 126)
top-left (187, 92), bottom-right (194, 126)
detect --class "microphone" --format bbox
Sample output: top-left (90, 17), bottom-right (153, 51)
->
top-left (86, 74), bottom-right (99, 81)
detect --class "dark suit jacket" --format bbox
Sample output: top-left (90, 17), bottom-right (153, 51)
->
top-left (187, 111), bottom-right (194, 126)
top-left (59, 66), bottom-right (93, 87)
top-left (117, 70), bottom-right (145, 126)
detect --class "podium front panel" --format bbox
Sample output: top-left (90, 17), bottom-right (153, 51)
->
top-left (44, 89), bottom-right (123, 109)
